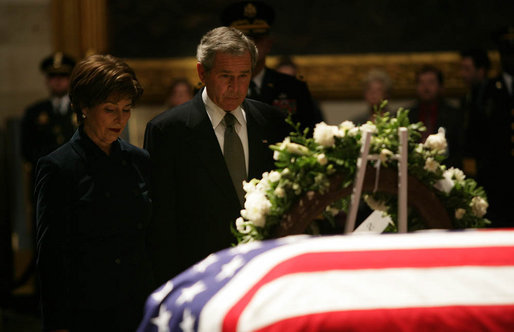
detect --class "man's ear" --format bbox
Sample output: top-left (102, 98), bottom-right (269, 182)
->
top-left (197, 62), bottom-right (206, 83)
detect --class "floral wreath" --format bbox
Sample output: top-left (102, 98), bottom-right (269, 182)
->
top-left (234, 102), bottom-right (490, 243)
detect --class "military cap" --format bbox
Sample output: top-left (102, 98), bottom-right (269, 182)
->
top-left (220, 1), bottom-right (275, 37)
top-left (492, 26), bottom-right (514, 54)
top-left (40, 52), bottom-right (76, 76)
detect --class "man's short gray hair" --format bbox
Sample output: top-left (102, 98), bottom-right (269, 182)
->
top-left (196, 26), bottom-right (258, 72)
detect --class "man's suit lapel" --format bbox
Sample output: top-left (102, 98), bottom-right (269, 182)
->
top-left (244, 100), bottom-right (273, 180)
top-left (187, 92), bottom-right (240, 205)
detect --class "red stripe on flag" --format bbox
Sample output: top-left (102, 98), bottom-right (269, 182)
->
top-left (253, 305), bottom-right (514, 332)
top-left (222, 246), bottom-right (514, 332)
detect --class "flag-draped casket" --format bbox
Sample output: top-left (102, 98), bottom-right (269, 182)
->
top-left (138, 229), bottom-right (514, 332)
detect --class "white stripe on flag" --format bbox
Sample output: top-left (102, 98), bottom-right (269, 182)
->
top-left (239, 266), bottom-right (514, 331)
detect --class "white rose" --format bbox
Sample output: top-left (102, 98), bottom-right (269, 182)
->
top-left (269, 170), bottom-right (281, 183)
top-left (274, 186), bottom-right (285, 198)
top-left (243, 191), bottom-right (272, 227)
top-left (235, 217), bottom-right (252, 234)
top-left (379, 149), bottom-right (393, 163)
top-left (424, 157), bottom-right (440, 173)
top-left (273, 150), bottom-right (280, 160)
top-left (415, 143), bottom-right (424, 154)
top-left (447, 167), bottom-right (465, 182)
top-left (454, 208), bottom-right (466, 220)
top-left (313, 122), bottom-right (340, 147)
top-left (317, 153), bottom-right (328, 165)
top-left (434, 169), bottom-right (455, 193)
top-left (348, 127), bottom-right (359, 137)
top-left (360, 122), bottom-right (377, 134)
top-left (339, 120), bottom-right (355, 132)
top-left (243, 179), bottom-right (258, 194)
top-left (424, 131), bottom-right (447, 154)
top-left (470, 196), bottom-right (488, 218)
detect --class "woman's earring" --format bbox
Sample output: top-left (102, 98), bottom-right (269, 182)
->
top-left (82, 113), bottom-right (87, 119)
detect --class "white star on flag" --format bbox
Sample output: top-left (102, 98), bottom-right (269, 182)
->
top-left (193, 253), bottom-right (219, 273)
top-left (176, 281), bottom-right (206, 305)
top-left (151, 281), bottom-right (174, 302)
top-left (179, 307), bottom-right (196, 332)
top-left (216, 255), bottom-right (245, 281)
top-left (229, 241), bottom-right (262, 254)
top-left (150, 303), bottom-right (172, 332)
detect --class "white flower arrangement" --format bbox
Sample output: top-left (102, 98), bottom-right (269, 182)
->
top-left (233, 105), bottom-right (490, 243)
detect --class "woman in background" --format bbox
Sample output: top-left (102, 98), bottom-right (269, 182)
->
top-left (35, 54), bottom-right (153, 331)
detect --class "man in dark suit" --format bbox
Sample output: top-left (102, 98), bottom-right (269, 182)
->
top-left (221, 1), bottom-right (324, 133)
top-left (408, 65), bottom-right (465, 169)
top-left (144, 26), bottom-right (289, 284)
top-left (479, 26), bottom-right (514, 228)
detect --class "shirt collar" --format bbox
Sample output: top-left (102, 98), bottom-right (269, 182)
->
top-left (252, 68), bottom-right (266, 90)
top-left (202, 88), bottom-right (246, 129)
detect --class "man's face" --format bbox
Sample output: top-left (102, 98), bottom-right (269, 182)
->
top-left (416, 72), bottom-right (441, 103)
top-left (197, 51), bottom-right (252, 111)
top-left (46, 74), bottom-right (70, 97)
top-left (460, 57), bottom-right (479, 86)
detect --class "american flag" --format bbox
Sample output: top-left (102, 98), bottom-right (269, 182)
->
top-left (137, 229), bottom-right (514, 332)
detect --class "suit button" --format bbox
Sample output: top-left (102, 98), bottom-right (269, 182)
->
top-left (121, 160), bottom-right (128, 167)
top-left (114, 258), bottom-right (121, 264)
top-left (137, 223), bottom-right (143, 230)
top-left (105, 191), bottom-right (111, 198)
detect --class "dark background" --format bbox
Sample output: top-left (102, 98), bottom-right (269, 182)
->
top-left (108, 0), bottom-right (514, 58)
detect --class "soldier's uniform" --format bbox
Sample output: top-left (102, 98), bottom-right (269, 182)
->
top-left (221, 1), bottom-right (324, 133)
top-left (21, 53), bottom-right (77, 178)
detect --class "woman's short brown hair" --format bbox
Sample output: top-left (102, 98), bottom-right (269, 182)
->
top-left (69, 54), bottom-right (143, 122)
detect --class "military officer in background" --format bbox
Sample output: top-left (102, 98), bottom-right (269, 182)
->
top-left (16, 53), bottom-right (77, 291)
top-left (21, 52), bottom-right (77, 171)
top-left (221, 1), bottom-right (324, 133)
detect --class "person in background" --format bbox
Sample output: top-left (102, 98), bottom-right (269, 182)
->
top-left (275, 56), bottom-right (298, 77)
top-left (144, 26), bottom-right (289, 285)
top-left (459, 49), bottom-right (491, 177)
top-left (21, 52), bottom-right (77, 169)
top-left (408, 65), bottom-right (464, 169)
top-left (17, 52), bottom-right (77, 294)
top-left (479, 26), bottom-right (514, 228)
top-left (221, 1), bottom-right (323, 133)
top-left (164, 78), bottom-right (194, 108)
top-left (35, 54), bottom-right (153, 331)
top-left (355, 68), bottom-right (393, 124)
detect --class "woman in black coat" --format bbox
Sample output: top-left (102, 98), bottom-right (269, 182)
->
top-left (35, 54), bottom-right (153, 332)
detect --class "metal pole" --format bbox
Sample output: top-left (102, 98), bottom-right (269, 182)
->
top-left (345, 131), bottom-right (372, 234)
top-left (398, 127), bottom-right (408, 233)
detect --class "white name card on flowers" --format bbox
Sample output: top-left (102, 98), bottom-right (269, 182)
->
top-left (353, 210), bottom-right (391, 234)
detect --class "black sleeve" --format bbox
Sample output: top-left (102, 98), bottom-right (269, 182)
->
top-left (34, 156), bottom-right (73, 331)
top-left (143, 121), bottom-right (180, 285)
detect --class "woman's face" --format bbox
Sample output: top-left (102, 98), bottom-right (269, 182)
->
top-left (83, 97), bottom-right (132, 152)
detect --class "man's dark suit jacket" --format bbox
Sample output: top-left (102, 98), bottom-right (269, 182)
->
top-left (35, 128), bottom-right (154, 331)
top-left (144, 90), bottom-right (290, 285)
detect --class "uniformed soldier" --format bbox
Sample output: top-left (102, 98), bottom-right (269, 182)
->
top-left (21, 52), bottom-right (77, 176)
top-left (479, 26), bottom-right (514, 227)
top-left (19, 52), bottom-right (77, 273)
top-left (221, 1), bottom-right (324, 133)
